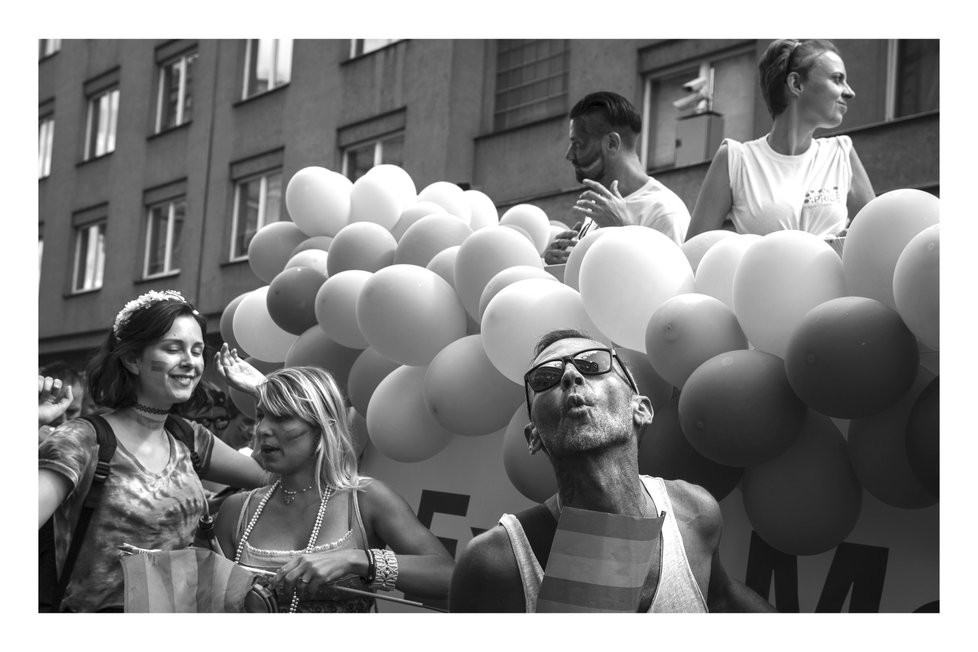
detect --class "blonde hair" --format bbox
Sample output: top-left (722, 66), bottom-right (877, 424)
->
top-left (256, 366), bottom-right (368, 493)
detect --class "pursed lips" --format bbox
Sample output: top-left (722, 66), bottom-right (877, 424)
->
top-left (564, 392), bottom-right (592, 416)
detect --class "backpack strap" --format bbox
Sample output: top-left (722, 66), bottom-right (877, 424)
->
top-left (165, 414), bottom-right (203, 474)
top-left (51, 414), bottom-right (117, 611)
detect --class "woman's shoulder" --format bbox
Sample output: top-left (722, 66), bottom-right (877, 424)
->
top-left (816, 134), bottom-right (853, 153)
top-left (38, 417), bottom-right (99, 456)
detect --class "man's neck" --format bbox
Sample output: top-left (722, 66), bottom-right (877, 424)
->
top-left (553, 443), bottom-right (652, 517)
top-left (599, 155), bottom-right (649, 198)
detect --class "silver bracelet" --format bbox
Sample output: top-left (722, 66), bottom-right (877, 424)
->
top-left (369, 548), bottom-right (399, 591)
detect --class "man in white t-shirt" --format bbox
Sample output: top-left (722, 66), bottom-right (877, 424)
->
top-left (544, 92), bottom-right (691, 264)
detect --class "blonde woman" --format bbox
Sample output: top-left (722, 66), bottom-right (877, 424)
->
top-left (687, 39), bottom-right (876, 240)
top-left (213, 359), bottom-right (453, 612)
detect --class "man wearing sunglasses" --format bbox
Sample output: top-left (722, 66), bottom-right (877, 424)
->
top-left (449, 329), bottom-right (774, 612)
top-left (543, 91), bottom-right (691, 265)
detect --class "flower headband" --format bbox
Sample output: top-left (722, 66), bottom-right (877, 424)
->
top-left (113, 290), bottom-right (198, 339)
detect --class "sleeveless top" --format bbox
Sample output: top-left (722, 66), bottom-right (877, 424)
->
top-left (232, 488), bottom-right (376, 613)
top-left (499, 476), bottom-right (708, 613)
top-left (725, 135), bottom-right (853, 237)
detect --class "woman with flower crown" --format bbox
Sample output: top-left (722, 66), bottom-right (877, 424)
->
top-left (211, 359), bottom-right (454, 612)
top-left (38, 290), bottom-right (267, 612)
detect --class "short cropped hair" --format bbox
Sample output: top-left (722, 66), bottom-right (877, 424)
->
top-left (759, 39), bottom-right (841, 117)
top-left (569, 91), bottom-right (642, 150)
top-left (533, 328), bottom-right (597, 358)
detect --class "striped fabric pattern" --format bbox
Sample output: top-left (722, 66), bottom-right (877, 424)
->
top-left (537, 506), bottom-right (664, 613)
top-left (121, 548), bottom-right (258, 613)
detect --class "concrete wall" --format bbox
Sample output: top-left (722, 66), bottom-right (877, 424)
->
top-left (38, 38), bottom-right (940, 363)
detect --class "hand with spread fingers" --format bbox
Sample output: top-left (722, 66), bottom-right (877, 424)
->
top-left (543, 222), bottom-right (582, 265)
top-left (38, 375), bottom-right (74, 428)
top-left (573, 179), bottom-right (628, 228)
top-left (215, 343), bottom-right (266, 398)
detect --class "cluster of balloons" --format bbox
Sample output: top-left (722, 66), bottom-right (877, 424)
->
top-left (222, 162), bottom-right (940, 559)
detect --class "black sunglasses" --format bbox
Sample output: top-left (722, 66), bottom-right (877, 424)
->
top-left (523, 347), bottom-right (638, 416)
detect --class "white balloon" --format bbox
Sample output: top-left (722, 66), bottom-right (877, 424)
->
top-left (464, 189), bottom-right (499, 230)
top-left (482, 278), bottom-right (607, 384)
top-left (578, 226), bottom-right (695, 352)
top-left (418, 181), bottom-right (471, 225)
top-left (694, 234), bottom-right (763, 309)
top-left (231, 287), bottom-right (299, 363)
top-left (500, 204), bottom-right (551, 254)
top-left (285, 166), bottom-right (353, 237)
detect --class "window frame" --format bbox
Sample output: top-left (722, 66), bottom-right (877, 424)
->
top-left (229, 169), bottom-right (282, 262)
top-left (84, 86), bottom-right (119, 160)
top-left (242, 39), bottom-right (293, 100)
top-left (142, 198), bottom-right (185, 279)
top-left (348, 39), bottom-right (400, 58)
top-left (155, 49), bottom-right (198, 133)
top-left (39, 39), bottom-right (61, 59)
top-left (340, 131), bottom-right (405, 181)
top-left (492, 39), bottom-right (570, 132)
top-left (884, 38), bottom-right (939, 121)
top-left (71, 220), bottom-right (106, 294)
top-left (641, 44), bottom-right (755, 171)
top-left (38, 114), bottom-right (55, 178)
top-left (38, 228), bottom-right (44, 288)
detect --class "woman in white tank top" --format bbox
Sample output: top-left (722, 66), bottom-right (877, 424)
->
top-left (687, 39), bottom-right (876, 240)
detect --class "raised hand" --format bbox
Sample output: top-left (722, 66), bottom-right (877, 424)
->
top-left (573, 179), bottom-right (627, 228)
top-left (214, 343), bottom-right (266, 397)
top-left (38, 375), bottom-right (74, 427)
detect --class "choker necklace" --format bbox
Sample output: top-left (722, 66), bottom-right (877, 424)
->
top-left (282, 483), bottom-right (315, 505)
top-left (134, 403), bottom-right (170, 416)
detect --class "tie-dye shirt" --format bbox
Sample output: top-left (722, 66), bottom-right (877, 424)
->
top-left (38, 416), bottom-right (215, 612)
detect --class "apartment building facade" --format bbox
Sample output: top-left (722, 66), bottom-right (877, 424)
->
top-left (38, 38), bottom-right (939, 367)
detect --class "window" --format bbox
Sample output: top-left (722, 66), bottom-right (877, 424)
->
top-left (84, 87), bottom-right (119, 160)
top-left (230, 170), bottom-right (282, 260)
top-left (39, 39), bottom-right (61, 58)
top-left (341, 132), bottom-right (404, 182)
top-left (72, 221), bottom-right (106, 293)
top-left (494, 39), bottom-right (569, 131)
top-left (156, 50), bottom-right (197, 132)
top-left (243, 39), bottom-right (292, 99)
top-left (887, 39), bottom-right (939, 120)
top-left (643, 48), bottom-right (755, 170)
top-left (39, 115), bottom-right (54, 178)
top-left (143, 198), bottom-right (185, 278)
top-left (349, 39), bottom-right (399, 58)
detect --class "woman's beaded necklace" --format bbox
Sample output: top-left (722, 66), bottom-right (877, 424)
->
top-left (281, 483), bottom-right (315, 505)
top-left (234, 479), bottom-right (334, 613)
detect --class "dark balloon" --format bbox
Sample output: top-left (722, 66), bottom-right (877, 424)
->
top-left (906, 376), bottom-right (939, 496)
top-left (742, 411), bottom-right (863, 556)
top-left (679, 349), bottom-right (805, 467)
top-left (785, 296), bottom-right (919, 419)
top-left (637, 396), bottom-right (743, 502)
